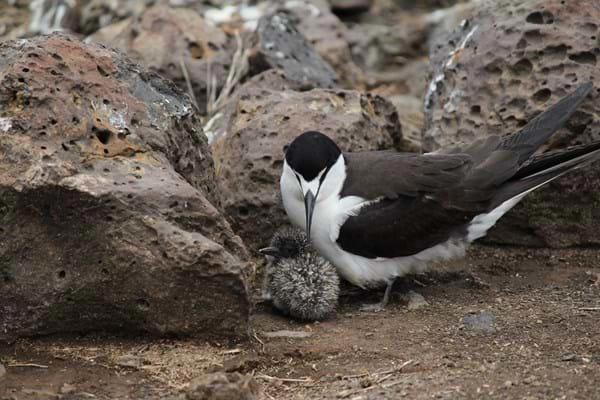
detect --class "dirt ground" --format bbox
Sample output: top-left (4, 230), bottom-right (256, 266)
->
top-left (1, 244), bottom-right (600, 400)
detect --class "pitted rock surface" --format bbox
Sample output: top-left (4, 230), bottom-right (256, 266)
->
top-left (87, 5), bottom-right (232, 115)
top-left (249, 12), bottom-right (338, 90)
top-left (0, 33), bottom-right (252, 341)
top-left (212, 82), bottom-right (401, 248)
top-left (424, 0), bottom-right (600, 247)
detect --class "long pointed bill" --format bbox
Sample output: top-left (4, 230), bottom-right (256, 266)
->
top-left (304, 190), bottom-right (316, 240)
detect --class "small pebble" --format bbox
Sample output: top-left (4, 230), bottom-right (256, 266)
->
top-left (462, 311), bottom-right (496, 334)
top-left (405, 291), bottom-right (428, 310)
top-left (60, 383), bottom-right (76, 394)
top-left (115, 354), bottom-right (144, 369)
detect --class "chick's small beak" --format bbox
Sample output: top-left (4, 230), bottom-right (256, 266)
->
top-left (259, 246), bottom-right (280, 257)
top-left (304, 190), bottom-right (316, 240)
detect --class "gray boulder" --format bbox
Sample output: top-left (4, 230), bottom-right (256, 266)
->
top-left (0, 33), bottom-right (252, 341)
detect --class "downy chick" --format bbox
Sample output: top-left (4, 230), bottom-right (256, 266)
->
top-left (260, 227), bottom-right (339, 321)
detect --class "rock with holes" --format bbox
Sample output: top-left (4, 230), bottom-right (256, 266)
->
top-left (86, 4), bottom-right (232, 115)
top-left (248, 12), bottom-right (338, 90)
top-left (211, 80), bottom-right (401, 248)
top-left (0, 33), bottom-right (252, 342)
top-left (423, 0), bottom-right (600, 247)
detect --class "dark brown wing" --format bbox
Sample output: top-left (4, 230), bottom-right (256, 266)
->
top-left (340, 151), bottom-right (473, 200)
top-left (337, 151), bottom-right (507, 258)
top-left (336, 195), bottom-right (477, 258)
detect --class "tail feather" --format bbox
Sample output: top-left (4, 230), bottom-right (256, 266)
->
top-left (491, 143), bottom-right (600, 209)
top-left (500, 82), bottom-right (593, 164)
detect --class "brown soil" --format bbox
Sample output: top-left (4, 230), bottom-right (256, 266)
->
top-left (2, 245), bottom-right (600, 400)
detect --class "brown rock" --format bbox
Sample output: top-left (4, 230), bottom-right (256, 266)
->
top-left (0, 33), bottom-right (251, 341)
top-left (423, 0), bottom-right (600, 247)
top-left (186, 372), bottom-right (260, 400)
top-left (80, 0), bottom-right (154, 35)
top-left (212, 81), bottom-right (401, 248)
top-left (87, 5), bottom-right (232, 114)
top-left (0, 2), bottom-right (29, 42)
top-left (373, 93), bottom-right (423, 152)
top-left (346, 13), bottom-right (431, 98)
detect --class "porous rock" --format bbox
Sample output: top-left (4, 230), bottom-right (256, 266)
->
top-left (186, 372), bottom-right (260, 400)
top-left (211, 81), bottom-right (401, 248)
top-left (0, 33), bottom-right (252, 341)
top-left (249, 12), bottom-right (338, 90)
top-left (87, 5), bottom-right (232, 114)
top-left (424, 0), bottom-right (600, 247)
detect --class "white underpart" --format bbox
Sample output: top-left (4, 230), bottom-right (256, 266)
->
top-left (280, 155), bottom-right (570, 289)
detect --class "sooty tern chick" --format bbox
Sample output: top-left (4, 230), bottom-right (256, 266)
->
top-left (260, 227), bottom-right (340, 321)
top-left (280, 82), bottom-right (600, 311)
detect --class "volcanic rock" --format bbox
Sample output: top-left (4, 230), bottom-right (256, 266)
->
top-left (424, 0), bottom-right (600, 247)
top-left (0, 33), bottom-right (252, 341)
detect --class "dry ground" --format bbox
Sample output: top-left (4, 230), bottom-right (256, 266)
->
top-left (1, 245), bottom-right (600, 399)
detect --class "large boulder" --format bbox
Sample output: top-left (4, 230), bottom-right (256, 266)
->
top-left (0, 33), bottom-right (252, 341)
top-left (211, 77), bottom-right (402, 248)
top-left (423, 0), bottom-right (600, 247)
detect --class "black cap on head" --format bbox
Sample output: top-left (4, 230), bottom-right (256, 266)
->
top-left (285, 131), bottom-right (342, 181)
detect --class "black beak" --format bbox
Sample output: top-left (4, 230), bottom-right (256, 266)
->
top-left (259, 246), bottom-right (280, 257)
top-left (304, 190), bottom-right (316, 240)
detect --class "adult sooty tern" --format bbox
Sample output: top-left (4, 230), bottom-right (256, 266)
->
top-left (280, 82), bottom-right (600, 310)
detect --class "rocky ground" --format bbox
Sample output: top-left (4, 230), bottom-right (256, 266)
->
top-left (2, 245), bottom-right (600, 399)
top-left (1, 0), bottom-right (600, 398)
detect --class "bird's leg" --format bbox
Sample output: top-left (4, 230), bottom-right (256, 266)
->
top-left (360, 279), bottom-right (395, 312)
top-left (261, 263), bottom-right (272, 301)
